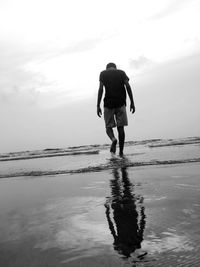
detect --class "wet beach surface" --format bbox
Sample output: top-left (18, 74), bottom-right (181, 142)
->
top-left (0, 162), bottom-right (200, 266)
top-left (0, 137), bottom-right (200, 266)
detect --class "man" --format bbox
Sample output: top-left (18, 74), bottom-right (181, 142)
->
top-left (97, 62), bottom-right (135, 157)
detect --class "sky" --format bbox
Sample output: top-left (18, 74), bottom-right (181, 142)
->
top-left (0, 0), bottom-right (200, 152)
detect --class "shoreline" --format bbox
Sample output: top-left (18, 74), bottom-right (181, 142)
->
top-left (1, 136), bottom-right (199, 162)
top-left (0, 157), bottom-right (200, 179)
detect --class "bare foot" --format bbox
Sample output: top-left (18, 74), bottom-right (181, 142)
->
top-left (119, 151), bottom-right (124, 158)
top-left (110, 139), bottom-right (117, 153)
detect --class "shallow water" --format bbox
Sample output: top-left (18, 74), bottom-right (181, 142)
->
top-left (0, 163), bottom-right (200, 266)
top-left (0, 137), bottom-right (200, 266)
top-left (0, 137), bottom-right (200, 178)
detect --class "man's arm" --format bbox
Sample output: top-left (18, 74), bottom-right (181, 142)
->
top-left (125, 80), bottom-right (135, 114)
top-left (97, 81), bottom-right (104, 117)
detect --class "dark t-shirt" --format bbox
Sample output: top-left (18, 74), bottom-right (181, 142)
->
top-left (99, 69), bottom-right (129, 108)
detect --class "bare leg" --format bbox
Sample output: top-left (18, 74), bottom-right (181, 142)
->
top-left (106, 127), bottom-right (115, 141)
top-left (117, 126), bottom-right (125, 156)
top-left (106, 127), bottom-right (117, 153)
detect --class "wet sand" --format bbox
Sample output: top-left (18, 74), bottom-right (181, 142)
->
top-left (0, 163), bottom-right (200, 266)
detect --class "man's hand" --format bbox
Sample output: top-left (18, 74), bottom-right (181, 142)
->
top-left (130, 103), bottom-right (135, 114)
top-left (97, 106), bottom-right (102, 117)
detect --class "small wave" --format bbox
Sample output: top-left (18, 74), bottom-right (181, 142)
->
top-left (1, 136), bottom-right (199, 162)
top-left (148, 137), bottom-right (200, 148)
top-left (1, 157), bottom-right (200, 179)
top-left (0, 150), bottom-right (99, 162)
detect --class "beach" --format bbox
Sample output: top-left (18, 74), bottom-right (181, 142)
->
top-left (0, 137), bottom-right (200, 267)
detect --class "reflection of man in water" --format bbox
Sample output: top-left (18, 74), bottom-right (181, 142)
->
top-left (105, 167), bottom-right (146, 259)
top-left (97, 63), bottom-right (135, 157)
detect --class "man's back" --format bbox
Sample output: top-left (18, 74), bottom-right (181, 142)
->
top-left (99, 69), bottom-right (129, 108)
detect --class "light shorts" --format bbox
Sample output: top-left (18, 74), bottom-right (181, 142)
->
top-left (104, 105), bottom-right (128, 128)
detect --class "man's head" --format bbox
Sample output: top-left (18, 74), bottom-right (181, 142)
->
top-left (106, 62), bottom-right (117, 69)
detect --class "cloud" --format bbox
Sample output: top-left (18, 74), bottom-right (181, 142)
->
top-left (0, 43), bottom-right (45, 107)
top-left (150, 0), bottom-right (197, 20)
top-left (39, 34), bottom-right (113, 61)
top-left (0, 35), bottom-right (107, 108)
top-left (129, 56), bottom-right (153, 70)
top-left (0, 86), bottom-right (40, 108)
top-left (60, 37), bottom-right (106, 55)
